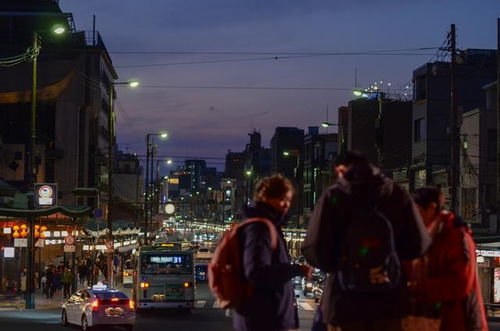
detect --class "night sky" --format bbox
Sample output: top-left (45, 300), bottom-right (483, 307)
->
top-left (60, 0), bottom-right (499, 172)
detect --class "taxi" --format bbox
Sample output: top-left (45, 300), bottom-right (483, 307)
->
top-left (61, 284), bottom-right (135, 331)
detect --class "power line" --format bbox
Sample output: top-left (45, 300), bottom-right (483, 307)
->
top-left (139, 85), bottom-right (353, 91)
top-left (116, 52), bottom-right (436, 69)
top-left (110, 47), bottom-right (439, 56)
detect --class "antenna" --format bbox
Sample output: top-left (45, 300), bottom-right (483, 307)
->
top-left (354, 67), bottom-right (358, 89)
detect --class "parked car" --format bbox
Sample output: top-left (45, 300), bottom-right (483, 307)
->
top-left (61, 284), bottom-right (135, 331)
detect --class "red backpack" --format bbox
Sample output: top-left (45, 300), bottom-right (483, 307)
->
top-left (208, 218), bottom-right (278, 309)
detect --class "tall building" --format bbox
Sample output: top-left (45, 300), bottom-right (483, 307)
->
top-left (270, 127), bottom-right (304, 227)
top-left (303, 127), bottom-right (338, 224)
top-left (339, 97), bottom-right (412, 185)
top-left (410, 49), bottom-right (497, 195)
top-left (185, 159), bottom-right (206, 192)
top-left (113, 151), bottom-right (142, 222)
top-left (0, 1), bottom-right (118, 211)
top-left (270, 127), bottom-right (305, 178)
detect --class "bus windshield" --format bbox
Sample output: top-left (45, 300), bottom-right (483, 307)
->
top-left (141, 253), bottom-right (192, 275)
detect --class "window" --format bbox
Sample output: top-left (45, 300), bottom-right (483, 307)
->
top-left (414, 118), bottom-right (426, 142)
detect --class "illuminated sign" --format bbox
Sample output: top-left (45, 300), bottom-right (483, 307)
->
top-left (165, 203), bottom-right (175, 215)
top-left (149, 255), bottom-right (183, 264)
top-left (476, 249), bottom-right (500, 257)
top-left (168, 178), bottom-right (179, 184)
top-left (34, 183), bottom-right (57, 208)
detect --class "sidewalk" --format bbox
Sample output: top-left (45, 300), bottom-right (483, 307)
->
top-left (33, 292), bottom-right (65, 310)
top-left (0, 291), bottom-right (65, 311)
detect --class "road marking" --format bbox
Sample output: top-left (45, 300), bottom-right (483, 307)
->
top-left (299, 302), bottom-right (314, 311)
top-left (195, 300), bottom-right (206, 308)
top-left (213, 301), bottom-right (220, 308)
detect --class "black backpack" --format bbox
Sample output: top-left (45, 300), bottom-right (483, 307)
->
top-left (337, 206), bottom-right (401, 292)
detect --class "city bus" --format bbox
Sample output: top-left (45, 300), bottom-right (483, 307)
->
top-left (133, 245), bottom-right (195, 310)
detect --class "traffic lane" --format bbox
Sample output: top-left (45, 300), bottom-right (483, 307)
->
top-left (0, 308), bottom-right (232, 331)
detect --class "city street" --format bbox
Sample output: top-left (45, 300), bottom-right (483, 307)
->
top-left (0, 284), bottom-right (316, 331)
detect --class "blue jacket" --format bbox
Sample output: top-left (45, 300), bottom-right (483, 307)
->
top-left (233, 201), bottom-right (304, 331)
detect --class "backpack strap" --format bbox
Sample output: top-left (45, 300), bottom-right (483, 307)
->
top-left (239, 218), bottom-right (279, 251)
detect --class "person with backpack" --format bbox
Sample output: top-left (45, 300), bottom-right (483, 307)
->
top-left (407, 187), bottom-right (487, 331)
top-left (302, 151), bottom-right (431, 331)
top-left (211, 174), bottom-right (312, 331)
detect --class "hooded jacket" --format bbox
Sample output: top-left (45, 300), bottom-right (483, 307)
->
top-left (302, 163), bottom-right (431, 325)
top-left (233, 201), bottom-right (304, 331)
top-left (413, 211), bottom-right (487, 331)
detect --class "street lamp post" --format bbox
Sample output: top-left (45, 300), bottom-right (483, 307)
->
top-left (25, 25), bottom-right (66, 310)
top-left (144, 132), bottom-right (167, 244)
top-left (155, 159), bottom-right (173, 217)
top-left (106, 80), bottom-right (139, 286)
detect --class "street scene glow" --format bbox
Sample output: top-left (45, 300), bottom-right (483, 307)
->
top-left (0, 0), bottom-right (498, 330)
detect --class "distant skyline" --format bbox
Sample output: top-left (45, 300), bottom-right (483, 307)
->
top-left (60, 0), bottom-right (500, 170)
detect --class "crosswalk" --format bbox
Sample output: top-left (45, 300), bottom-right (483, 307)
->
top-left (193, 299), bottom-right (316, 312)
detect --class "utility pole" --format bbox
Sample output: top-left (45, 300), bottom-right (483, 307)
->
top-left (107, 84), bottom-right (115, 287)
top-left (25, 31), bottom-right (39, 310)
top-left (149, 144), bottom-right (156, 241)
top-left (449, 24), bottom-right (460, 214)
top-left (496, 18), bottom-right (500, 232)
top-left (145, 136), bottom-right (150, 243)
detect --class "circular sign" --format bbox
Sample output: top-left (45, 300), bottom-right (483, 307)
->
top-left (164, 203), bottom-right (175, 215)
top-left (64, 235), bottom-right (75, 246)
top-left (105, 241), bottom-right (114, 250)
top-left (38, 185), bottom-right (54, 199)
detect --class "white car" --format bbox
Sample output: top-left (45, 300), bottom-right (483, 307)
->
top-left (61, 285), bottom-right (135, 331)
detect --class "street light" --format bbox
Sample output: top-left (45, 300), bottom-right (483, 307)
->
top-left (25, 25), bottom-right (67, 310)
top-left (145, 132), bottom-right (168, 244)
top-left (106, 79), bottom-right (139, 287)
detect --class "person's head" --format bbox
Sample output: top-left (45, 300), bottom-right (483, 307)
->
top-left (335, 151), bottom-right (369, 178)
top-left (413, 187), bottom-right (443, 226)
top-left (253, 174), bottom-right (294, 215)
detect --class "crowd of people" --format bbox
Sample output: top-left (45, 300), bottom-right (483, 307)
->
top-left (226, 151), bottom-right (487, 331)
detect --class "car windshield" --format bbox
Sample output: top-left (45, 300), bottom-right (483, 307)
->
top-left (141, 253), bottom-right (192, 275)
top-left (93, 291), bottom-right (128, 299)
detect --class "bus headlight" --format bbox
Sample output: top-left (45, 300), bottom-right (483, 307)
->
top-left (140, 282), bottom-right (150, 288)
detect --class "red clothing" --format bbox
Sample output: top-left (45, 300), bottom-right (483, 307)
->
top-left (417, 212), bottom-right (487, 331)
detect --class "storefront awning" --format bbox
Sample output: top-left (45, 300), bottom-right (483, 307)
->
top-left (0, 204), bottom-right (91, 218)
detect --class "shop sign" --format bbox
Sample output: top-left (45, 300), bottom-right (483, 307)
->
top-left (64, 245), bottom-right (76, 253)
top-left (477, 249), bottom-right (500, 257)
top-left (14, 238), bottom-right (28, 247)
top-left (35, 239), bottom-right (44, 248)
top-left (34, 183), bottom-right (57, 208)
top-left (4, 247), bottom-right (14, 258)
top-left (477, 256), bottom-right (491, 268)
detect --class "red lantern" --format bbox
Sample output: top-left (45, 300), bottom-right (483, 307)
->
top-left (12, 231), bottom-right (20, 238)
top-left (20, 229), bottom-right (27, 238)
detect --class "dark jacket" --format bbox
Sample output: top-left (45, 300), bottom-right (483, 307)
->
top-left (302, 163), bottom-right (431, 325)
top-left (413, 212), bottom-right (487, 331)
top-left (233, 201), bottom-right (304, 331)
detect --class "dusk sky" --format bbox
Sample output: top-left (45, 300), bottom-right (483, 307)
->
top-left (60, 0), bottom-right (500, 171)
